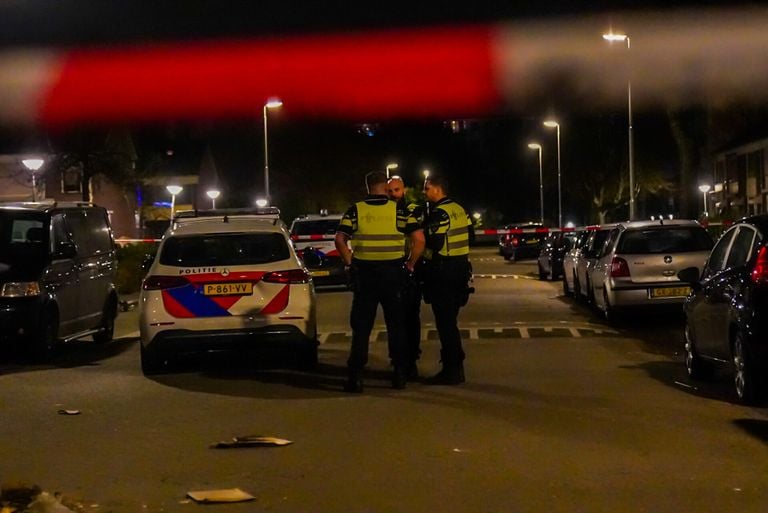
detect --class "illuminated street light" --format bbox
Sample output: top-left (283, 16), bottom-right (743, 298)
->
top-left (255, 198), bottom-right (268, 208)
top-left (263, 98), bottom-right (283, 204)
top-left (166, 185), bottom-right (183, 220)
top-left (603, 31), bottom-right (635, 220)
top-left (698, 184), bottom-right (711, 217)
top-left (528, 143), bottom-right (544, 225)
top-left (206, 189), bottom-right (220, 209)
top-left (22, 158), bottom-right (44, 202)
top-left (543, 120), bottom-right (562, 228)
top-left (385, 163), bottom-right (399, 178)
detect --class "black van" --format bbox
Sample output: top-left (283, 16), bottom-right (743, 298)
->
top-left (0, 202), bottom-right (118, 359)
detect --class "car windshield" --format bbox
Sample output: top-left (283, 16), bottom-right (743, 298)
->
top-left (159, 233), bottom-right (290, 266)
top-left (0, 212), bottom-right (47, 265)
top-left (617, 227), bottom-right (714, 254)
top-left (291, 219), bottom-right (340, 236)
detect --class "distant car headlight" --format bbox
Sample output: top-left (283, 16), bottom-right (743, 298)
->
top-left (1, 282), bottom-right (41, 297)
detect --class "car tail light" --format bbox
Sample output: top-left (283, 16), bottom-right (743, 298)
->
top-left (751, 246), bottom-right (768, 285)
top-left (263, 269), bottom-right (311, 284)
top-left (142, 275), bottom-right (189, 290)
top-left (610, 257), bottom-right (631, 278)
top-left (511, 237), bottom-right (519, 247)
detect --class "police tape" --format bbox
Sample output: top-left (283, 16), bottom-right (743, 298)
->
top-left (2, 7), bottom-right (768, 126)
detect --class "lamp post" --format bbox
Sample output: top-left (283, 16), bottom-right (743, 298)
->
top-left (206, 189), bottom-right (220, 209)
top-left (263, 98), bottom-right (283, 205)
top-left (527, 143), bottom-right (544, 225)
top-left (698, 184), bottom-right (711, 217)
top-left (22, 158), bottom-right (44, 202)
top-left (543, 120), bottom-right (562, 228)
top-left (603, 32), bottom-right (635, 220)
top-left (385, 163), bottom-right (399, 178)
top-left (166, 185), bottom-right (183, 221)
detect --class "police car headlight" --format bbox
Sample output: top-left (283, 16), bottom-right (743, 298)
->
top-left (1, 282), bottom-right (41, 297)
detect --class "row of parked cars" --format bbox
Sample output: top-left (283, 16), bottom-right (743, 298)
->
top-left (523, 217), bottom-right (768, 405)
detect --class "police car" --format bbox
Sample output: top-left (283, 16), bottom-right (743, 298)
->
top-left (139, 208), bottom-right (318, 375)
top-left (289, 212), bottom-right (349, 288)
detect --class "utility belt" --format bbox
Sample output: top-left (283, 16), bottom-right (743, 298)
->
top-left (351, 257), bottom-right (405, 269)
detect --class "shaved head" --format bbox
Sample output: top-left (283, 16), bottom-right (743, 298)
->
top-left (387, 175), bottom-right (405, 201)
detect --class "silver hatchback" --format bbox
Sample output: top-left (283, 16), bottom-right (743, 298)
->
top-left (589, 220), bottom-right (714, 318)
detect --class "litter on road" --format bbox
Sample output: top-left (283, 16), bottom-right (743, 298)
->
top-left (210, 435), bottom-right (293, 449)
top-left (56, 410), bottom-right (81, 416)
top-left (187, 488), bottom-right (255, 503)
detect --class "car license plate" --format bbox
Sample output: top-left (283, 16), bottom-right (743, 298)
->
top-left (203, 282), bottom-right (253, 296)
top-left (650, 286), bottom-right (691, 298)
top-left (310, 270), bottom-right (331, 277)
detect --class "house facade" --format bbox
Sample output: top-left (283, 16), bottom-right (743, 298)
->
top-left (711, 137), bottom-right (768, 220)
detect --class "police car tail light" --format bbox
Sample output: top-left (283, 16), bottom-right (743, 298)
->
top-left (1, 281), bottom-right (41, 297)
top-left (262, 269), bottom-right (311, 284)
top-left (142, 275), bottom-right (189, 290)
top-left (610, 257), bottom-right (631, 278)
top-left (751, 246), bottom-right (768, 285)
top-left (511, 237), bottom-right (519, 247)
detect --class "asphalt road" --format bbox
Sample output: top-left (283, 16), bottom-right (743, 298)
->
top-left (1, 247), bottom-right (767, 512)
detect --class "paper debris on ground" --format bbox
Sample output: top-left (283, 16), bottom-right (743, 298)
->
top-left (57, 409), bottom-right (81, 415)
top-left (186, 488), bottom-right (255, 503)
top-left (211, 435), bottom-right (293, 448)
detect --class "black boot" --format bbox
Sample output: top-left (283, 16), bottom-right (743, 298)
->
top-left (426, 365), bottom-right (464, 385)
top-left (392, 369), bottom-right (407, 390)
top-left (343, 373), bottom-right (363, 393)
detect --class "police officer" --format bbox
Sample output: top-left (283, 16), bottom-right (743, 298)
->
top-left (387, 175), bottom-right (426, 379)
top-left (422, 173), bottom-right (473, 385)
top-left (335, 171), bottom-right (425, 393)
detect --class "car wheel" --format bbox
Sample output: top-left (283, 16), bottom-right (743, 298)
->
top-left (537, 263), bottom-right (547, 280)
top-left (140, 344), bottom-right (168, 376)
top-left (31, 309), bottom-right (59, 362)
top-left (93, 296), bottom-right (118, 343)
top-left (562, 273), bottom-right (572, 297)
top-left (602, 289), bottom-right (615, 321)
top-left (684, 324), bottom-right (709, 380)
top-left (733, 330), bottom-right (762, 405)
top-left (296, 340), bottom-right (319, 370)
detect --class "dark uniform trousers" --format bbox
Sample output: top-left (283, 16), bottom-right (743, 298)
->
top-left (348, 259), bottom-right (408, 373)
top-left (424, 256), bottom-right (471, 369)
top-left (401, 262), bottom-right (424, 365)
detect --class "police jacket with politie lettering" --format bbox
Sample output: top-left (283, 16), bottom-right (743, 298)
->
top-left (338, 194), bottom-right (421, 262)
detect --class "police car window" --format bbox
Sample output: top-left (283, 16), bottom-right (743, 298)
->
top-left (291, 219), bottom-right (340, 236)
top-left (160, 233), bottom-right (290, 266)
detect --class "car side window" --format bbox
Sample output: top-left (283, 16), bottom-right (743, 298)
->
top-left (64, 211), bottom-right (95, 257)
top-left (85, 209), bottom-right (113, 254)
top-left (724, 226), bottom-right (756, 269)
top-left (50, 213), bottom-right (71, 254)
top-left (702, 228), bottom-right (736, 279)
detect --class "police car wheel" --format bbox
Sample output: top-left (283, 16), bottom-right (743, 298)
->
top-left (141, 344), bottom-right (168, 376)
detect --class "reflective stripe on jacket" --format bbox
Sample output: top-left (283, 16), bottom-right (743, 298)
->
top-left (427, 199), bottom-right (470, 259)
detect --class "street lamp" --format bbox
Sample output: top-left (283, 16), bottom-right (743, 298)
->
top-left (698, 184), bottom-right (711, 217)
top-left (603, 31), bottom-right (635, 220)
top-left (206, 189), bottom-right (220, 209)
top-left (386, 163), bottom-right (399, 178)
top-left (255, 198), bottom-right (268, 208)
top-left (527, 143), bottom-right (544, 225)
top-left (166, 185), bottom-right (183, 221)
top-left (263, 98), bottom-right (283, 204)
top-left (543, 120), bottom-right (562, 228)
top-left (22, 158), bottom-right (44, 202)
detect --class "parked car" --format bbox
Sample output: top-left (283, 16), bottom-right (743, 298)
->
top-left (537, 230), bottom-right (577, 280)
top-left (500, 223), bottom-right (548, 261)
top-left (562, 228), bottom-right (593, 296)
top-left (573, 224), bottom-right (617, 301)
top-left (590, 219), bottom-right (714, 319)
top-left (0, 201), bottom-right (118, 360)
top-left (289, 213), bottom-right (348, 288)
top-left (139, 208), bottom-right (317, 375)
top-left (678, 215), bottom-right (768, 404)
